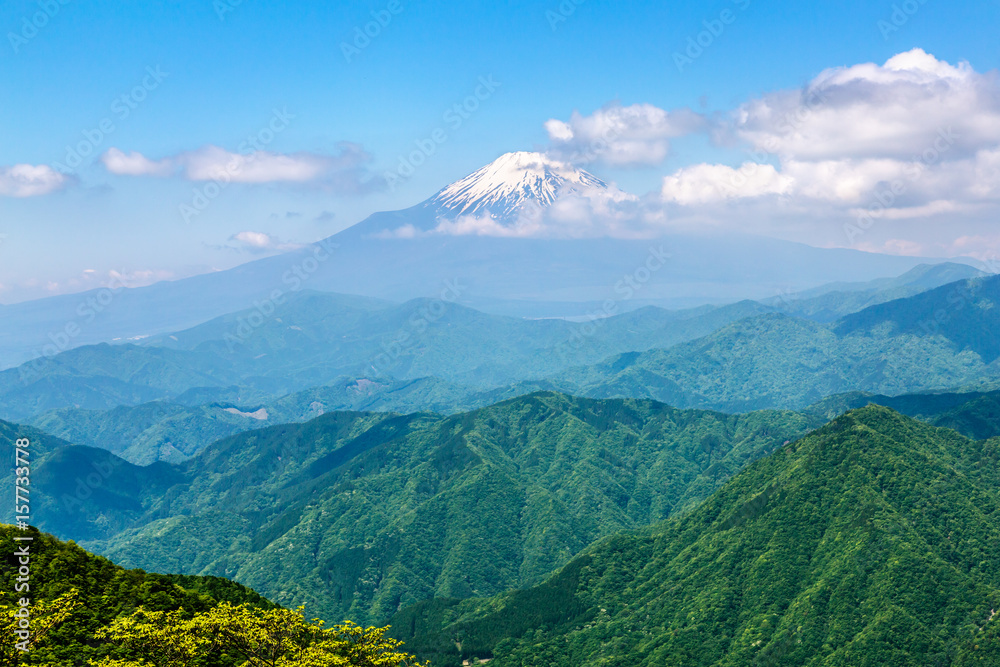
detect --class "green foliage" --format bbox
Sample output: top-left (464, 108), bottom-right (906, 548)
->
top-left (0, 589), bottom-right (80, 666)
top-left (0, 525), bottom-right (272, 666)
top-left (835, 275), bottom-right (1000, 363)
top-left (397, 407), bottom-right (1000, 666)
top-left (27, 377), bottom-right (555, 465)
top-left (91, 604), bottom-right (426, 667)
top-left (7, 393), bottom-right (816, 627)
top-left (15, 275), bottom-right (1000, 463)
top-left (805, 389), bottom-right (1000, 441)
top-left (555, 302), bottom-right (999, 412)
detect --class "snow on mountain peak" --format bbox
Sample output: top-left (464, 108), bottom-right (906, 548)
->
top-left (428, 151), bottom-right (610, 220)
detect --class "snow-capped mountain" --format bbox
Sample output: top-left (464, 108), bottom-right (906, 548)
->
top-left (0, 150), bottom-right (962, 369)
top-left (427, 151), bottom-right (611, 221)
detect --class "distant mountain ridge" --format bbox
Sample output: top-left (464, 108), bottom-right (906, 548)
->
top-left (5, 274), bottom-right (1000, 447)
top-left (0, 291), bottom-right (776, 424)
top-left (769, 261), bottom-right (987, 322)
top-left (0, 152), bottom-right (978, 369)
top-left (551, 274), bottom-right (1000, 412)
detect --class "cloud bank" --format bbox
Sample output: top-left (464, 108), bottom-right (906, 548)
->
top-left (101, 142), bottom-right (379, 192)
top-left (544, 103), bottom-right (705, 167)
top-left (0, 164), bottom-right (71, 197)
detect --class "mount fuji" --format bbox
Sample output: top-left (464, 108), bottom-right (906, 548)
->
top-left (341, 151), bottom-right (632, 239)
top-left (427, 151), bottom-right (616, 221)
top-left (0, 152), bottom-right (974, 369)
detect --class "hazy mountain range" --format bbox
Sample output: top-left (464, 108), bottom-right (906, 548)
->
top-left (0, 153), bottom-right (982, 371)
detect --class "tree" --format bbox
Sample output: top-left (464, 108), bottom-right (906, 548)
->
top-left (90, 602), bottom-right (428, 667)
top-left (0, 589), bottom-right (80, 666)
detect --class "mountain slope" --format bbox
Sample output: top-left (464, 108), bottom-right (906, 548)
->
top-left (15, 393), bottom-right (817, 626)
top-left (14, 276), bottom-right (1000, 458)
top-left (26, 376), bottom-right (559, 465)
top-left (771, 262), bottom-right (988, 322)
top-left (836, 273), bottom-right (1000, 363)
top-left (805, 388), bottom-right (1000, 440)
top-left (0, 524), bottom-right (272, 666)
top-left (394, 406), bottom-right (1000, 666)
top-left (0, 291), bottom-right (772, 426)
top-left (555, 276), bottom-right (1000, 412)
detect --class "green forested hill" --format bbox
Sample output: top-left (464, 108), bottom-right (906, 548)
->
top-left (551, 275), bottom-right (1000, 412)
top-left (9, 393), bottom-right (817, 626)
top-left (805, 389), bottom-right (1000, 440)
top-left (0, 290), bottom-right (773, 423)
top-left (26, 375), bottom-right (555, 464)
top-left (835, 274), bottom-right (1000, 364)
top-left (554, 303), bottom-right (998, 412)
top-left (769, 262), bottom-right (986, 322)
top-left (393, 406), bottom-right (1000, 666)
top-left (0, 524), bottom-right (272, 666)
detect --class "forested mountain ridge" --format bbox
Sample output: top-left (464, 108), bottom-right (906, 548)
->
top-left (554, 276), bottom-right (1000, 412)
top-left (392, 406), bottom-right (1000, 666)
top-left (2, 393), bottom-right (818, 626)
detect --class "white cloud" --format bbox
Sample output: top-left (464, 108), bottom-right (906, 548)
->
top-left (432, 214), bottom-right (540, 238)
top-left (0, 164), bottom-right (71, 197)
top-left (425, 186), bottom-right (670, 239)
top-left (371, 182), bottom-right (660, 240)
top-left (847, 199), bottom-right (970, 221)
top-left (100, 142), bottom-right (379, 192)
top-left (228, 231), bottom-right (302, 253)
top-left (545, 103), bottom-right (705, 167)
top-left (182, 146), bottom-right (330, 183)
top-left (731, 48), bottom-right (1000, 161)
top-left (654, 49), bottom-right (1000, 240)
top-left (661, 162), bottom-right (793, 205)
top-left (373, 224), bottom-right (420, 240)
top-left (101, 148), bottom-right (174, 177)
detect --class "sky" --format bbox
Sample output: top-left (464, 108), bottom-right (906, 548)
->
top-left (1, 0), bottom-right (999, 303)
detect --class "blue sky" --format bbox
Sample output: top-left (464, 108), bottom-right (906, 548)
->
top-left (2, 0), bottom-right (999, 302)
